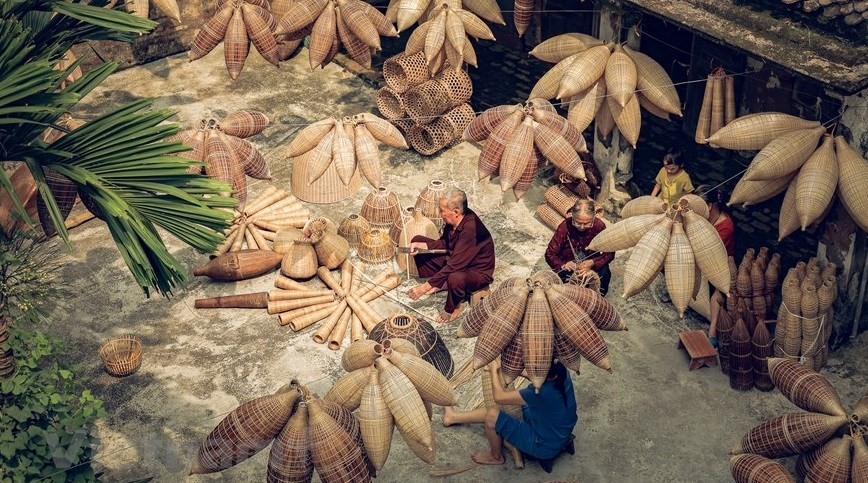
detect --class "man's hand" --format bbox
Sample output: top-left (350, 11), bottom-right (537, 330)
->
top-left (408, 241), bottom-right (428, 254)
top-left (576, 260), bottom-right (595, 274)
top-left (561, 261), bottom-right (578, 272)
top-left (408, 282), bottom-right (433, 300)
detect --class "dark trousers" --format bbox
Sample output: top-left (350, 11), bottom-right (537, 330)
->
top-left (412, 235), bottom-right (492, 314)
top-left (558, 264), bottom-right (611, 296)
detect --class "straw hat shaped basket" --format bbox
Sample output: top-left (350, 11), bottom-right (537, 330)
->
top-left (99, 334), bottom-right (143, 377)
top-left (415, 179), bottom-right (447, 230)
top-left (291, 148), bottom-right (361, 204)
top-left (368, 313), bottom-right (454, 378)
top-left (361, 187), bottom-right (401, 231)
top-left (338, 214), bottom-right (371, 248)
top-left (358, 229), bottom-right (394, 264)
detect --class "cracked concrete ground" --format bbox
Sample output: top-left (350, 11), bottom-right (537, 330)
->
top-left (41, 45), bottom-right (868, 482)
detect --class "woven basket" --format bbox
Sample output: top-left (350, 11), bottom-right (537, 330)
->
top-left (530, 32), bottom-right (588, 62)
top-left (292, 148), bottom-right (361, 203)
top-left (383, 51), bottom-right (431, 93)
top-left (532, 122), bottom-right (586, 180)
top-left (389, 205), bottom-right (414, 245)
top-left (473, 283), bottom-right (530, 370)
top-left (804, 436), bottom-right (853, 483)
top-left (623, 46), bottom-right (681, 116)
top-left (729, 454), bottom-right (796, 483)
top-left (308, 399), bottom-right (372, 482)
top-left (499, 116), bottom-right (535, 192)
top-left (458, 277), bottom-right (525, 338)
top-left (729, 172), bottom-right (795, 207)
top-left (678, 194), bottom-right (709, 220)
top-left (368, 314), bottom-right (454, 378)
top-left (521, 288), bottom-right (554, 390)
top-left (729, 316), bottom-right (754, 391)
top-left (717, 309), bottom-right (734, 374)
top-left (324, 367), bottom-right (369, 410)
top-left (464, 104), bottom-right (521, 142)
top-left (479, 109), bottom-right (524, 180)
top-left (751, 319), bottom-right (775, 391)
top-left (545, 284), bottom-right (611, 372)
top-left (557, 45), bottom-right (611, 99)
top-left (766, 358), bottom-right (847, 416)
top-left (604, 47), bottom-right (637, 107)
top-left (706, 113), bottom-right (822, 150)
top-left (536, 203), bottom-right (566, 231)
top-left (280, 239), bottom-right (319, 278)
top-left (221, 110), bottom-right (269, 139)
top-left (338, 214), bottom-right (370, 248)
top-left (387, 349), bottom-right (456, 406)
top-left (724, 75), bottom-right (736, 125)
top-left (224, 9), bottom-right (249, 80)
top-left (407, 120), bottom-right (453, 155)
top-left (442, 103), bottom-right (476, 141)
top-left (744, 126), bottom-right (825, 182)
top-left (586, 213), bottom-right (664, 253)
top-left (194, 385), bottom-right (299, 474)
top-left (36, 168), bottom-right (77, 237)
top-left (664, 222), bottom-right (696, 318)
top-left (358, 368), bottom-right (394, 471)
top-left (530, 106), bottom-right (586, 154)
top-left (415, 179), bottom-right (447, 230)
top-left (358, 229), bottom-right (393, 264)
top-left (499, 331), bottom-right (525, 384)
top-left (99, 335), bottom-right (142, 377)
top-left (544, 185), bottom-right (580, 217)
top-left (193, 249), bottom-right (283, 281)
top-left (851, 432), bottom-right (868, 481)
top-left (834, 136), bottom-right (868, 231)
top-left (437, 69), bottom-right (473, 105)
top-left (638, 92), bottom-right (670, 121)
top-left (375, 356), bottom-right (436, 464)
top-left (361, 187), bottom-right (401, 231)
top-left (568, 79), bottom-right (606, 133)
top-left (376, 87), bottom-right (406, 121)
top-left (683, 210), bottom-right (731, 294)
top-left (621, 195), bottom-right (667, 218)
top-left (732, 412), bottom-right (848, 458)
top-left (622, 217), bottom-right (673, 298)
top-left (404, 79), bottom-right (451, 122)
top-left (709, 75), bottom-right (724, 138)
top-left (312, 230), bottom-right (350, 269)
top-left (695, 76), bottom-right (714, 144)
top-left (795, 135), bottom-right (836, 229)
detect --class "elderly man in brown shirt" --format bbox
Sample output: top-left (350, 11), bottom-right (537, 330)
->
top-left (545, 199), bottom-right (614, 295)
top-left (407, 189), bottom-right (495, 323)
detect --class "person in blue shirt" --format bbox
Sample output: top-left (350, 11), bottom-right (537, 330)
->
top-left (442, 359), bottom-right (578, 465)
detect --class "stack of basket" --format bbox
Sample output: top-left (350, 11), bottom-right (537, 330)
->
top-left (773, 257), bottom-right (838, 371)
top-left (535, 161), bottom-right (604, 230)
top-left (377, 52), bottom-right (476, 155)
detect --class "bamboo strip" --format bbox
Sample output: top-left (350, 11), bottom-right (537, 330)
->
top-left (313, 301), bottom-right (349, 343)
top-left (250, 225), bottom-right (270, 251)
top-left (340, 260), bottom-right (353, 294)
top-left (244, 227), bottom-right (259, 250)
top-left (214, 225), bottom-right (241, 255)
top-left (318, 266), bottom-right (347, 297)
top-left (285, 304), bottom-right (340, 331)
top-left (274, 276), bottom-right (310, 291)
top-left (268, 294), bottom-right (336, 314)
top-left (351, 315), bottom-right (364, 341)
top-left (268, 289), bottom-right (335, 301)
top-left (328, 309), bottom-right (353, 350)
top-left (231, 222), bottom-right (247, 251)
top-left (351, 262), bottom-right (366, 291)
top-left (346, 293), bottom-right (379, 332)
top-left (277, 301), bottom-right (339, 324)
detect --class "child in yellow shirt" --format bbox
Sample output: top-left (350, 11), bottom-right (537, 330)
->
top-left (650, 150), bottom-right (694, 208)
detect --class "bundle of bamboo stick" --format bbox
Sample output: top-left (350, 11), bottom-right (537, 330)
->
top-left (213, 186), bottom-right (311, 256)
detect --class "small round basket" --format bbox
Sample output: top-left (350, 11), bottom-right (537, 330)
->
top-left (99, 335), bottom-right (142, 377)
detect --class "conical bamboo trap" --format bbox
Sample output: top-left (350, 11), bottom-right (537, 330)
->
top-left (170, 111), bottom-right (271, 204)
top-left (286, 114), bottom-right (408, 191)
top-left (587, 198), bottom-right (729, 314)
top-left (457, 271), bottom-right (625, 388)
top-left (731, 358), bottom-right (866, 481)
top-left (528, 38), bottom-right (681, 147)
top-left (729, 453), bottom-right (796, 483)
top-left (368, 313), bottom-right (454, 378)
top-left (124, 0), bottom-right (181, 23)
top-left (463, 99), bottom-right (590, 200)
top-left (695, 68), bottom-right (737, 146)
top-left (190, 0), bottom-right (282, 79)
top-left (724, 248), bottom-right (781, 333)
top-left (326, 339), bottom-right (458, 467)
top-left (415, 179), bottom-right (448, 230)
top-left (273, 0), bottom-right (398, 69)
top-left (212, 186), bottom-right (311, 255)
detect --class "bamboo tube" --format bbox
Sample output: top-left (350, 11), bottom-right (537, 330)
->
top-left (317, 266), bottom-right (347, 297)
top-left (243, 186), bottom-right (281, 214)
top-left (268, 289), bottom-right (335, 301)
top-left (194, 292), bottom-right (269, 308)
top-left (260, 230), bottom-right (276, 241)
top-left (244, 226), bottom-right (259, 250)
top-left (340, 260), bottom-right (353, 294)
top-left (360, 275), bottom-right (402, 302)
top-left (280, 303), bottom-right (340, 330)
top-left (724, 75), bottom-right (736, 125)
top-left (254, 207), bottom-right (310, 220)
top-left (355, 269), bottom-right (396, 297)
top-left (253, 216), bottom-right (309, 230)
top-left (230, 222), bottom-right (247, 251)
top-left (250, 225), bottom-right (270, 250)
top-left (214, 225), bottom-right (241, 255)
top-left (346, 293), bottom-right (379, 332)
top-left (277, 301), bottom-right (340, 326)
top-left (356, 293), bottom-right (383, 325)
top-left (313, 301), bottom-right (348, 343)
top-left (351, 262), bottom-right (366, 291)
top-left (254, 196), bottom-right (300, 216)
top-left (328, 309), bottom-right (353, 350)
top-left (709, 75), bottom-right (724, 137)
top-left (351, 315), bottom-right (364, 341)
top-left (274, 276), bottom-right (310, 291)
top-left (268, 294), bottom-right (336, 314)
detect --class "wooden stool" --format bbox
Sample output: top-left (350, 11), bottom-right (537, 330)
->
top-left (522, 435), bottom-right (575, 474)
top-left (678, 330), bottom-right (719, 371)
top-left (469, 286), bottom-right (490, 307)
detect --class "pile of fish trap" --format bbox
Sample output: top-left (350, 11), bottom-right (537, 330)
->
top-left (190, 0), bottom-right (282, 79)
top-left (170, 110), bottom-right (271, 204)
top-left (717, 114), bottom-right (868, 236)
top-left (384, 0), bottom-right (504, 33)
top-left (587, 195), bottom-right (730, 315)
top-left (398, 2), bottom-right (496, 75)
top-left (535, 161), bottom-right (604, 231)
top-left (212, 187), bottom-right (311, 255)
top-left (528, 37), bottom-right (682, 147)
top-left (191, 380), bottom-right (377, 482)
top-left (287, 113), bottom-right (408, 194)
top-left (727, 248), bottom-right (782, 325)
top-left (773, 257), bottom-right (838, 372)
top-left (694, 68), bottom-right (736, 146)
top-left (463, 98), bottom-right (589, 200)
top-left (324, 338), bottom-right (458, 467)
top-left (274, 0), bottom-right (398, 69)
top-left (458, 270), bottom-right (626, 389)
top-left (730, 358), bottom-right (868, 483)
top-left (125, 0), bottom-right (181, 23)
top-left (377, 52), bottom-right (476, 156)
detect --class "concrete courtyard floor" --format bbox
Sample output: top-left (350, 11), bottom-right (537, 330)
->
top-left (41, 45), bottom-right (868, 482)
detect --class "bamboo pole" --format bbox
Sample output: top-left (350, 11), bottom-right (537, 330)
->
top-left (230, 222), bottom-right (247, 252)
top-left (278, 301), bottom-right (340, 328)
top-left (244, 186), bottom-right (283, 215)
top-left (260, 230), bottom-right (277, 241)
top-left (318, 266), bottom-right (346, 297)
top-left (359, 274), bottom-right (402, 303)
top-left (346, 293), bottom-right (382, 332)
top-left (286, 304), bottom-right (340, 331)
top-left (274, 276), bottom-right (310, 291)
top-left (250, 226), bottom-right (270, 251)
top-left (327, 308), bottom-right (353, 350)
top-left (340, 260), bottom-right (353, 294)
top-left (277, 300), bottom-right (339, 323)
top-left (214, 224), bottom-right (240, 256)
top-left (269, 289), bottom-right (335, 301)
top-left (244, 226), bottom-right (258, 250)
top-left (313, 301), bottom-right (348, 343)
top-left (351, 315), bottom-right (364, 341)
top-left (194, 292), bottom-right (269, 308)
top-left (268, 294), bottom-right (336, 314)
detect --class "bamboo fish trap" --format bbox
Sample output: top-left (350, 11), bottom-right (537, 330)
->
top-left (368, 313), bottom-right (454, 378)
top-left (213, 187), bottom-right (311, 256)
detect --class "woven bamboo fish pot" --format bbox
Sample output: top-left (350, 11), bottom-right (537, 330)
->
top-left (795, 135), bottom-right (837, 230)
top-left (383, 51), bottom-right (431, 93)
top-left (604, 45), bottom-right (637, 108)
top-left (751, 261), bottom-right (767, 320)
top-left (389, 205), bottom-right (414, 246)
top-left (544, 184), bottom-right (580, 217)
top-left (415, 179), bottom-right (448, 230)
top-left (732, 412), bottom-right (848, 458)
top-left (623, 46), bottom-right (681, 117)
top-left (463, 104), bottom-right (520, 142)
top-left (281, 238), bottom-right (319, 279)
top-left (193, 249), bottom-right (283, 281)
top-left (586, 213), bottom-right (665, 253)
top-left (387, 348), bottom-right (456, 406)
top-left (706, 113), bottom-right (822, 151)
top-left (557, 44), bottom-right (611, 100)
top-left (368, 313), bottom-right (454, 378)
top-left (751, 319), bottom-right (775, 392)
top-left (621, 195), bottom-right (667, 218)
top-left (622, 216), bottom-right (673, 298)
top-left (395, 208), bottom-right (439, 277)
top-left (554, 281), bottom-right (626, 332)
top-left (407, 120), bottom-right (454, 155)
top-left (361, 187), bottom-right (401, 231)
top-left (325, 367), bottom-right (370, 411)
top-left (376, 86), bottom-right (406, 121)
top-left (311, 229), bottom-right (349, 269)
top-left (536, 203), bottom-right (567, 231)
top-left (744, 126), bottom-right (826, 182)
top-left (529, 32), bottom-right (602, 62)
top-left (663, 223), bottom-right (695, 318)
top-left (729, 454), bottom-right (796, 483)
top-left (835, 136), bottom-right (868, 232)
top-left (338, 214), bottom-right (370, 248)
top-left (729, 316), bottom-right (754, 391)
top-left (267, 401), bottom-right (311, 481)
top-left (404, 78), bottom-right (452, 122)
top-left (499, 116), bottom-right (535, 192)
top-left (520, 288), bottom-right (554, 391)
top-left (545, 284), bottom-right (612, 372)
top-left (458, 277), bottom-right (526, 338)
top-left (683, 209), bottom-right (731, 294)
top-left (500, 329), bottom-right (525, 383)
top-left (307, 399), bottom-right (374, 482)
top-left (804, 436), bottom-right (853, 483)
top-left (695, 75), bottom-right (714, 144)
top-left (292, 148), bottom-right (361, 203)
top-left (729, 172), bottom-right (795, 207)
top-left (607, 92), bottom-right (641, 148)
top-left (718, 309), bottom-right (734, 375)
top-left (678, 194), bottom-right (709, 220)
top-left (191, 384), bottom-right (301, 474)
top-left (358, 368), bottom-right (393, 471)
top-left (478, 109), bottom-right (523, 180)
top-left (358, 229), bottom-right (394, 264)
top-left (472, 283), bottom-right (530, 370)
top-left (375, 356), bottom-right (435, 464)
top-left (766, 358), bottom-right (847, 416)
top-left (710, 75), bottom-right (725, 138)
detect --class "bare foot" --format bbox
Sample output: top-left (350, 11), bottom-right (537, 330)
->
top-left (449, 303), bottom-right (465, 321)
top-left (442, 406), bottom-right (455, 427)
top-left (436, 311), bottom-right (452, 324)
top-left (471, 451), bottom-right (504, 465)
